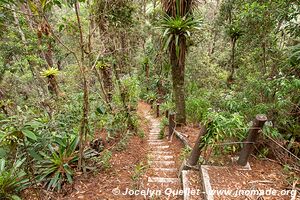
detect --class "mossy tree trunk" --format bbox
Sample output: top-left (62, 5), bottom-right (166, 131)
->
top-left (101, 66), bottom-right (113, 102)
top-left (227, 37), bottom-right (237, 88)
top-left (47, 75), bottom-right (59, 97)
top-left (163, 0), bottom-right (193, 125)
top-left (169, 36), bottom-right (187, 124)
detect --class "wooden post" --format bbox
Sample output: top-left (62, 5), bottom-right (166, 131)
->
top-left (237, 114), bottom-right (268, 166)
top-left (156, 103), bottom-right (160, 117)
top-left (165, 110), bottom-right (169, 118)
top-left (168, 113), bottom-right (175, 139)
top-left (150, 99), bottom-right (154, 109)
top-left (187, 126), bottom-right (207, 166)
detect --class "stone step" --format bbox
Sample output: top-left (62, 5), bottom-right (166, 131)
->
top-left (147, 140), bottom-right (163, 142)
top-left (150, 160), bottom-right (175, 164)
top-left (149, 134), bottom-right (160, 136)
top-left (150, 145), bottom-right (169, 149)
top-left (149, 151), bottom-right (173, 155)
top-left (149, 135), bottom-right (160, 137)
top-left (150, 130), bottom-right (160, 133)
top-left (148, 177), bottom-right (179, 183)
top-left (150, 124), bottom-right (160, 131)
top-left (152, 168), bottom-right (177, 172)
top-left (149, 139), bottom-right (160, 141)
top-left (148, 142), bottom-right (168, 146)
top-left (149, 134), bottom-right (160, 137)
top-left (144, 182), bottom-right (182, 195)
top-left (150, 169), bottom-right (178, 177)
top-left (148, 155), bottom-right (174, 160)
top-left (149, 161), bottom-right (176, 167)
top-left (149, 132), bottom-right (160, 134)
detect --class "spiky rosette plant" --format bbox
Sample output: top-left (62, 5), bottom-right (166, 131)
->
top-left (41, 68), bottom-right (59, 78)
top-left (0, 158), bottom-right (29, 200)
top-left (41, 68), bottom-right (60, 96)
top-left (160, 14), bottom-right (202, 56)
top-left (225, 24), bottom-right (243, 41)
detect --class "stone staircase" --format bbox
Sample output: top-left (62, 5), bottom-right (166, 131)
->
top-left (144, 112), bottom-right (181, 198)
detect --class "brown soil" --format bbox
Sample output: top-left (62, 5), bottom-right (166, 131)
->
top-left (185, 170), bottom-right (204, 200)
top-left (176, 125), bottom-right (200, 147)
top-left (207, 158), bottom-right (298, 200)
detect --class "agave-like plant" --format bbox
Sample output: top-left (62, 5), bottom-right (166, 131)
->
top-left (34, 135), bottom-right (98, 191)
top-left (144, 91), bottom-right (157, 103)
top-left (0, 158), bottom-right (29, 200)
top-left (225, 24), bottom-right (243, 41)
top-left (159, 14), bottom-right (202, 56)
top-left (40, 67), bottom-right (59, 78)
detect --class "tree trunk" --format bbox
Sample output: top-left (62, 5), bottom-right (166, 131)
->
top-left (101, 66), bottom-right (113, 102)
top-left (227, 37), bottom-right (236, 88)
top-left (47, 75), bottom-right (60, 97)
top-left (262, 40), bottom-right (267, 75)
top-left (145, 62), bottom-right (149, 91)
top-left (94, 68), bottom-right (110, 106)
top-left (170, 36), bottom-right (186, 125)
top-left (75, 2), bottom-right (89, 171)
top-left (45, 42), bottom-right (54, 68)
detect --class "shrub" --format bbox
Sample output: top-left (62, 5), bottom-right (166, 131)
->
top-left (0, 158), bottom-right (28, 200)
top-left (99, 150), bottom-right (112, 170)
top-left (186, 96), bottom-right (210, 123)
top-left (160, 101), bottom-right (175, 113)
top-left (202, 111), bottom-right (247, 155)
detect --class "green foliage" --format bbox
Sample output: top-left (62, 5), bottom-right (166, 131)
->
top-left (186, 96), bottom-right (210, 123)
top-left (131, 161), bottom-right (147, 182)
top-left (179, 146), bottom-right (191, 161)
top-left (142, 91), bottom-right (157, 103)
top-left (93, 0), bottom-right (135, 27)
top-left (136, 128), bottom-right (145, 139)
top-left (104, 112), bottom-right (128, 141)
top-left (115, 131), bottom-right (132, 151)
top-left (290, 43), bottom-right (300, 66)
top-left (225, 23), bottom-right (243, 40)
top-left (202, 111), bottom-right (247, 155)
top-left (0, 114), bottom-right (45, 160)
top-left (34, 135), bottom-right (79, 191)
top-left (158, 117), bottom-right (168, 139)
top-left (160, 101), bottom-right (175, 113)
top-left (0, 158), bottom-right (28, 200)
top-left (34, 135), bottom-right (97, 191)
top-left (98, 149), bottom-right (112, 170)
top-left (120, 75), bottom-right (141, 109)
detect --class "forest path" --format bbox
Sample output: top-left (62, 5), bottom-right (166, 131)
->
top-left (139, 102), bottom-right (182, 199)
